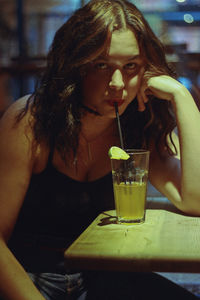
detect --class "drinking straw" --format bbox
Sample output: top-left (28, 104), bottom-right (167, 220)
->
top-left (114, 102), bottom-right (124, 149)
top-left (114, 102), bottom-right (131, 184)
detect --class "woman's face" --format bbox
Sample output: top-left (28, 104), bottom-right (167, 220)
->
top-left (81, 28), bottom-right (145, 118)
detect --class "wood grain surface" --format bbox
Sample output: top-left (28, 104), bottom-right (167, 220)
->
top-left (64, 209), bottom-right (200, 273)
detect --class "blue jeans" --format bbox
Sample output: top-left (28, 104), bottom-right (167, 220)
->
top-left (28, 272), bottom-right (86, 300)
top-left (28, 271), bottom-right (198, 300)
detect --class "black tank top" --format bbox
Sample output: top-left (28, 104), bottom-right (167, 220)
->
top-left (8, 156), bottom-right (114, 273)
top-left (8, 101), bottom-right (145, 273)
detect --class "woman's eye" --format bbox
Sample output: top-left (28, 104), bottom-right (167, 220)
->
top-left (94, 62), bottom-right (108, 70)
top-left (124, 63), bottom-right (137, 70)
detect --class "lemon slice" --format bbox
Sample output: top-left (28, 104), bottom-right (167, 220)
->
top-left (108, 146), bottom-right (130, 160)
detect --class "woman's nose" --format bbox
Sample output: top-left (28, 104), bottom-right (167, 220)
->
top-left (109, 69), bottom-right (125, 90)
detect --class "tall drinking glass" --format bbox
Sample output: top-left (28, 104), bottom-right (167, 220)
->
top-left (111, 149), bottom-right (150, 224)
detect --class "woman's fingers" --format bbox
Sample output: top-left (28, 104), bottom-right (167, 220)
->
top-left (137, 74), bottom-right (176, 111)
top-left (137, 94), bottom-right (145, 111)
top-left (137, 90), bottom-right (147, 111)
top-left (137, 82), bottom-right (149, 111)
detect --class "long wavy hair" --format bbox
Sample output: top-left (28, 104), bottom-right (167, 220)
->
top-left (16, 0), bottom-right (177, 160)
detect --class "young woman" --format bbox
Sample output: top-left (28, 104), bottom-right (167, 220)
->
top-left (0, 0), bottom-right (199, 299)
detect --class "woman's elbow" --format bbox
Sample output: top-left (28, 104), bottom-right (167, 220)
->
top-left (179, 193), bottom-right (200, 216)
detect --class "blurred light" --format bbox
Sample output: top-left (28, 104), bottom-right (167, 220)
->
top-left (176, 0), bottom-right (186, 3)
top-left (161, 11), bottom-right (200, 22)
top-left (184, 14), bottom-right (194, 23)
top-left (178, 77), bottom-right (192, 90)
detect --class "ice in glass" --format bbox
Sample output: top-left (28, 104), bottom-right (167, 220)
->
top-left (111, 149), bottom-right (149, 224)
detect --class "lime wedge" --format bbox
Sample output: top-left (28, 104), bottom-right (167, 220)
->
top-left (108, 146), bottom-right (130, 160)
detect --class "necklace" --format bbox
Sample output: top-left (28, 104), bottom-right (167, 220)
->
top-left (80, 133), bottom-right (93, 161)
top-left (80, 121), bottom-right (117, 163)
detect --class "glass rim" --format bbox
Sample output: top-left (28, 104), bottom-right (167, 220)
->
top-left (125, 149), bottom-right (150, 155)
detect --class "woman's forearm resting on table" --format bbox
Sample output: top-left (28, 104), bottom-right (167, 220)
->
top-left (146, 76), bottom-right (200, 215)
top-left (172, 85), bottom-right (200, 214)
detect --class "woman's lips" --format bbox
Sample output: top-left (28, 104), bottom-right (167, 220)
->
top-left (107, 99), bottom-right (124, 107)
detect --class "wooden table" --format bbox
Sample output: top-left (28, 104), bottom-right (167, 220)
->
top-left (64, 209), bottom-right (200, 273)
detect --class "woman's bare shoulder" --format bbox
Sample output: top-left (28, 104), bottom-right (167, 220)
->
top-left (0, 94), bottom-right (32, 128)
top-left (0, 94), bottom-right (49, 171)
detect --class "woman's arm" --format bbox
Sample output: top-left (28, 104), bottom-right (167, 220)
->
top-left (138, 75), bottom-right (200, 215)
top-left (0, 97), bottom-right (46, 300)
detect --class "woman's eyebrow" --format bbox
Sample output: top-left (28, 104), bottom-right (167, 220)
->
top-left (126, 55), bottom-right (141, 61)
top-left (95, 54), bottom-right (141, 61)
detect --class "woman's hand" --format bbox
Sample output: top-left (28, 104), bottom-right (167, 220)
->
top-left (137, 74), bottom-right (187, 111)
top-left (138, 71), bottom-right (200, 215)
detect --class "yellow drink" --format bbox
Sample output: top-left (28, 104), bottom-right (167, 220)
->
top-left (113, 182), bottom-right (147, 224)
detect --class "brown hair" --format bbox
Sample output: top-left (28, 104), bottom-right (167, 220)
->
top-left (17, 0), bottom-right (176, 160)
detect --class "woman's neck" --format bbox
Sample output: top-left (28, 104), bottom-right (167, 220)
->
top-left (81, 113), bottom-right (116, 143)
